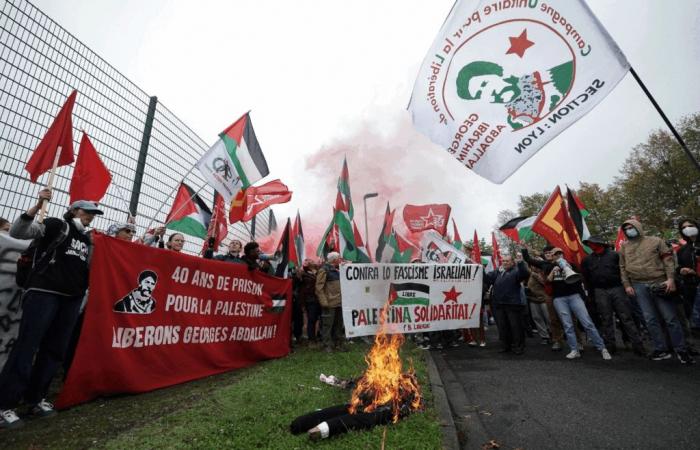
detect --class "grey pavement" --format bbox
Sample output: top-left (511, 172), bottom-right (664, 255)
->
top-left (435, 329), bottom-right (700, 450)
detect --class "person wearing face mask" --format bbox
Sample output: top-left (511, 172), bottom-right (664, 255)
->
top-left (1, 189), bottom-right (102, 428)
top-left (676, 219), bottom-right (700, 333)
top-left (581, 236), bottom-right (646, 356)
top-left (619, 219), bottom-right (694, 364)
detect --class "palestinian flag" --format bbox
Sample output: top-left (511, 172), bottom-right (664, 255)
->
top-left (337, 157), bottom-right (354, 220)
top-left (376, 202), bottom-right (395, 262)
top-left (274, 218), bottom-right (294, 277)
top-left (195, 112), bottom-right (269, 203)
top-left (392, 230), bottom-right (415, 263)
top-left (270, 293), bottom-right (287, 314)
top-left (165, 182), bottom-right (212, 239)
top-left (334, 192), bottom-right (359, 261)
top-left (293, 211), bottom-right (305, 267)
top-left (352, 221), bottom-right (371, 263)
top-left (499, 216), bottom-right (536, 243)
top-left (316, 209), bottom-right (338, 258)
top-left (452, 219), bottom-right (463, 250)
top-left (388, 282), bottom-right (430, 307)
top-left (566, 186), bottom-right (591, 242)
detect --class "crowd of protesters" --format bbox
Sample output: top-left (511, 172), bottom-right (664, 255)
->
top-left (1, 189), bottom-right (699, 430)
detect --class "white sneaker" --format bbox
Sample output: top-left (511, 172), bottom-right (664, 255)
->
top-left (0, 409), bottom-right (23, 428)
top-left (601, 349), bottom-right (612, 360)
top-left (31, 398), bottom-right (56, 417)
top-left (565, 350), bottom-right (581, 359)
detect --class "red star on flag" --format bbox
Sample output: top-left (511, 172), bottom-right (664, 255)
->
top-left (506, 29), bottom-right (534, 58)
top-left (442, 286), bottom-right (462, 303)
top-left (420, 208), bottom-right (444, 228)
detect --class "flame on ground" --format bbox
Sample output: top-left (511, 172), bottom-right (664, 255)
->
top-left (348, 301), bottom-right (423, 422)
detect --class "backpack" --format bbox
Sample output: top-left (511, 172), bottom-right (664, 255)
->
top-left (15, 221), bottom-right (70, 289)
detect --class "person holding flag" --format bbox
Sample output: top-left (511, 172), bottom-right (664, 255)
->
top-left (1, 190), bottom-right (103, 428)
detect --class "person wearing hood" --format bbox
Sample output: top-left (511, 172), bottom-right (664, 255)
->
top-left (581, 235), bottom-right (645, 356)
top-left (676, 218), bottom-right (700, 333)
top-left (619, 219), bottom-right (694, 364)
top-left (1, 189), bottom-right (102, 428)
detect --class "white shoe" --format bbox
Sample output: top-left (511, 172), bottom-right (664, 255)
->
top-left (31, 398), bottom-right (56, 417)
top-left (0, 409), bottom-right (23, 428)
top-left (565, 350), bottom-right (581, 359)
top-left (601, 349), bottom-right (612, 360)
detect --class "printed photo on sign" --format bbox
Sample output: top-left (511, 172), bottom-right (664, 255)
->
top-left (113, 270), bottom-right (158, 314)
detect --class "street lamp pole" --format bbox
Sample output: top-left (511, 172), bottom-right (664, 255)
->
top-left (363, 192), bottom-right (378, 258)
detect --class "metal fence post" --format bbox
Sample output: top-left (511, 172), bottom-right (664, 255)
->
top-left (130, 96), bottom-right (158, 216)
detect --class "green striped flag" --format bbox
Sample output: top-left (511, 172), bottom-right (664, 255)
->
top-left (388, 282), bottom-right (430, 306)
top-left (334, 191), bottom-right (358, 261)
top-left (165, 182), bottom-right (212, 239)
top-left (499, 216), bottom-right (536, 243)
top-left (337, 157), bottom-right (354, 220)
top-left (196, 112), bottom-right (269, 203)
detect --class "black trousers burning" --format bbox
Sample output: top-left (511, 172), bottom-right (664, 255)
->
top-left (290, 404), bottom-right (394, 437)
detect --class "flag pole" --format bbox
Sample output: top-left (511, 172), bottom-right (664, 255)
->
top-left (37, 146), bottom-right (62, 224)
top-left (629, 67), bottom-right (700, 173)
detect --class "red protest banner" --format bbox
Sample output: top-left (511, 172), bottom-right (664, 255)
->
top-left (56, 233), bottom-right (291, 409)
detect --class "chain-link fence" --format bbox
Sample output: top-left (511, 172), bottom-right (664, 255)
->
top-left (0, 0), bottom-right (276, 254)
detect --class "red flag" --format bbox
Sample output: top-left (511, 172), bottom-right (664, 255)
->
top-left (229, 179), bottom-right (292, 223)
top-left (402, 204), bottom-right (451, 235)
top-left (491, 232), bottom-right (502, 269)
top-left (68, 133), bottom-right (112, 203)
top-left (201, 193), bottom-right (228, 255)
top-left (614, 227), bottom-right (626, 251)
top-left (26, 90), bottom-right (77, 182)
top-left (471, 230), bottom-right (482, 264)
top-left (531, 186), bottom-right (586, 266)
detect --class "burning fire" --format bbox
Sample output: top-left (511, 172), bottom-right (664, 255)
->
top-left (348, 301), bottom-right (423, 422)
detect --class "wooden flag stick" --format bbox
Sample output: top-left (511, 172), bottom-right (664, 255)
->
top-left (37, 146), bottom-right (62, 224)
top-left (630, 67), bottom-right (700, 173)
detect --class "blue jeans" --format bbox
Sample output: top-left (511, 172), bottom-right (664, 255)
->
top-left (553, 294), bottom-right (605, 351)
top-left (633, 283), bottom-right (686, 352)
top-left (0, 290), bottom-right (82, 409)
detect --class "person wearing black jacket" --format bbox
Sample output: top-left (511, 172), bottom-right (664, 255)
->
top-left (484, 254), bottom-right (529, 354)
top-left (523, 247), bottom-right (611, 361)
top-left (0, 190), bottom-right (102, 428)
top-left (676, 219), bottom-right (700, 331)
top-left (581, 236), bottom-right (645, 356)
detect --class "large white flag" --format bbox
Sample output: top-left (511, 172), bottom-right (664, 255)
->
top-left (409, 0), bottom-right (629, 183)
top-left (420, 230), bottom-right (470, 264)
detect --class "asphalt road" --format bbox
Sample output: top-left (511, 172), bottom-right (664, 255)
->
top-left (435, 329), bottom-right (700, 450)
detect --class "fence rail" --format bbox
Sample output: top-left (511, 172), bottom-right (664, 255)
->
top-left (0, 0), bottom-right (274, 254)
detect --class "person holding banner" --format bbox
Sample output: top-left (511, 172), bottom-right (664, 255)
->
top-left (315, 252), bottom-right (345, 352)
top-left (166, 233), bottom-right (185, 252)
top-left (485, 254), bottom-right (529, 355)
top-left (1, 189), bottom-right (102, 428)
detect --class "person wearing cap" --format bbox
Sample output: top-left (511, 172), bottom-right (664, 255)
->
top-left (315, 252), bottom-right (345, 352)
top-left (619, 219), bottom-right (694, 364)
top-left (1, 189), bottom-right (102, 428)
top-left (676, 218), bottom-right (700, 333)
top-left (581, 235), bottom-right (646, 356)
top-left (538, 247), bottom-right (611, 360)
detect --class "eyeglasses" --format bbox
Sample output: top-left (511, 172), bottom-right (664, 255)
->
top-left (121, 229), bottom-right (136, 234)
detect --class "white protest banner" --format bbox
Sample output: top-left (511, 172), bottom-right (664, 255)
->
top-left (420, 230), bottom-right (471, 264)
top-left (340, 263), bottom-right (482, 337)
top-left (0, 233), bottom-right (30, 369)
top-left (409, 0), bottom-right (629, 183)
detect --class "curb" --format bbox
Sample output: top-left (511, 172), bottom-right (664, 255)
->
top-left (430, 351), bottom-right (491, 450)
top-left (424, 350), bottom-right (460, 450)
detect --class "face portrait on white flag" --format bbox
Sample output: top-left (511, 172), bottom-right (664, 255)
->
top-left (409, 0), bottom-right (630, 183)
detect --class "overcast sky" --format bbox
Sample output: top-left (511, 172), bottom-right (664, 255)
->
top-left (34, 0), bottom-right (700, 245)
